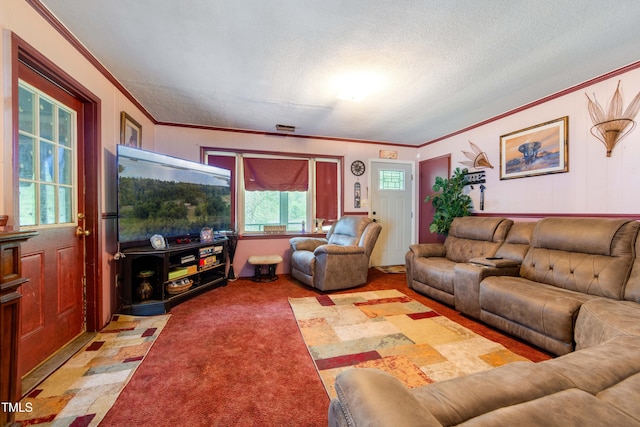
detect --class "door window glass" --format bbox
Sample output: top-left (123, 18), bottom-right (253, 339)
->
top-left (379, 169), bottom-right (405, 190)
top-left (18, 81), bottom-right (76, 227)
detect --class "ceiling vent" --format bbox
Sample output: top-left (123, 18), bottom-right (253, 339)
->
top-left (275, 124), bottom-right (296, 133)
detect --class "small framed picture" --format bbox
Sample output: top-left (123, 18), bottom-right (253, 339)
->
top-left (379, 150), bottom-right (398, 159)
top-left (120, 111), bottom-right (142, 148)
top-left (200, 227), bottom-right (214, 243)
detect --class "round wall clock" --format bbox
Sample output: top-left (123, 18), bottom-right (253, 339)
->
top-left (351, 160), bottom-right (366, 176)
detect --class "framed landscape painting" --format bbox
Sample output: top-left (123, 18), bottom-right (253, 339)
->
top-left (500, 116), bottom-right (568, 180)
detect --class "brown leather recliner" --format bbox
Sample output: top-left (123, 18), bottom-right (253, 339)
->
top-left (289, 216), bottom-right (382, 291)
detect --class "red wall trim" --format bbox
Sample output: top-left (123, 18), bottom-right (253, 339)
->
top-left (30, 0), bottom-right (640, 151)
top-left (475, 212), bottom-right (640, 220)
top-left (420, 61), bottom-right (640, 147)
top-left (26, 0), bottom-right (154, 124)
top-left (168, 122), bottom-right (413, 147)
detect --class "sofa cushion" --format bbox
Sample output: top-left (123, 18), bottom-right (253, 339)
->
top-left (495, 221), bottom-right (535, 262)
top-left (327, 216), bottom-right (371, 246)
top-left (448, 216), bottom-right (512, 242)
top-left (520, 219), bottom-right (638, 299)
top-left (623, 234), bottom-right (640, 302)
top-left (331, 368), bottom-right (440, 427)
top-left (575, 298), bottom-right (640, 349)
top-left (413, 361), bottom-right (572, 426)
top-left (412, 257), bottom-right (457, 295)
top-left (459, 389), bottom-right (640, 427)
top-left (597, 372), bottom-right (640, 422)
top-left (544, 335), bottom-right (640, 394)
top-left (291, 250), bottom-right (316, 275)
top-left (443, 217), bottom-right (512, 263)
top-left (480, 276), bottom-right (594, 344)
top-left (530, 217), bottom-right (634, 255)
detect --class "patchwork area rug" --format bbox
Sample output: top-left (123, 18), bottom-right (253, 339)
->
top-left (17, 314), bottom-right (170, 427)
top-left (289, 289), bottom-right (529, 399)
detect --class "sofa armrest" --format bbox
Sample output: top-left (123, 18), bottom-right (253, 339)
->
top-left (331, 368), bottom-right (442, 427)
top-left (454, 262), bottom-right (521, 319)
top-left (408, 243), bottom-right (446, 258)
top-left (315, 244), bottom-right (366, 256)
top-left (289, 237), bottom-right (327, 252)
top-left (469, 256), bottom-right (520, 268)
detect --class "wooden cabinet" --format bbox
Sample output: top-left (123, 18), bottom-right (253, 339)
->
top-left (0, 231), bottom-right (37, 427)
top-left (119, 237), bottom-right (228, 315)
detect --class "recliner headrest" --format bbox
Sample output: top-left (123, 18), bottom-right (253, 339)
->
top-left (448, 217), bottom-right (512, 242)
top-left (532, 217), bottom-right (636, 256)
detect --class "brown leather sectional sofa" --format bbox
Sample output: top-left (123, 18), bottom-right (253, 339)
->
top-left (407, 216), bottom-right (640, 355)
top-left (328, 216), bottom-right (640, 426)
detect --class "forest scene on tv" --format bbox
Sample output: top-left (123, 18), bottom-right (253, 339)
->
top-left (117, 147), bottom-right (231, 243)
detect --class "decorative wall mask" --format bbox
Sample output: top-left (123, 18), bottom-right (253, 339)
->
top-left (586, 80), bottom-right (640, 157)
top-left (460, 141), bottom-right (493, 169)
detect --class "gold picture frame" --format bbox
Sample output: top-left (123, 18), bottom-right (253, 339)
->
top-left (120, 111), bottom-right (142, 147)
top-left (500, 116), bottom-right (568, 180)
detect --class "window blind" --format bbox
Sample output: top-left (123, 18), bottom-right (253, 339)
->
top-left (243, 157), bottom-right (308, 191)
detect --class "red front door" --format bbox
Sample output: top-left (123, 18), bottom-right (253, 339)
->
top-left (16, 63), bottom-right (86, 379)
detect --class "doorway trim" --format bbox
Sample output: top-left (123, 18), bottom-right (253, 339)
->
top-left (368, 158), bottom-right (416, 265)
top-left (11, 33), bottom-right (103, 332)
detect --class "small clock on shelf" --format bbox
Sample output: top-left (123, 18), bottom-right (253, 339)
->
top-left (351, 160), bottom-right (365, 176)
top-left (150, 234), bottom-right (166, 249)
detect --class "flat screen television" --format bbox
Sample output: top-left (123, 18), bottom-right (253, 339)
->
top-left (117, 145), bottom-right (231, 246)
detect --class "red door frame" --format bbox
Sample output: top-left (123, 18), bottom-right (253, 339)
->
top-left (418, 154), bottom-right (450, 244)
top-left (11, 33), bottom-right (103, 332)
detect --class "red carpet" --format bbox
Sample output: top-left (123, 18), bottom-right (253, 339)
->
top-left (100, 270), bottom-right (550, 426)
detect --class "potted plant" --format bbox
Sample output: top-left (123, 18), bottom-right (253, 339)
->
top-left (424, 167), bottom-right (472, 234)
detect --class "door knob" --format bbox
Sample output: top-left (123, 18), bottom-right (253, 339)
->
top-left (76, 226), bottom-right (90, 237)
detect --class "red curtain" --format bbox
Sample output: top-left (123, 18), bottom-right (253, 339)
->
top-left (316, 161), bottom-right (338, 222)
top-left (243, 158), bottom-right (308, 191)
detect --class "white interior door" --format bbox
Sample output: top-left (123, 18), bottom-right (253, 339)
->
top-left (369, 160), bottom-right (414, 266)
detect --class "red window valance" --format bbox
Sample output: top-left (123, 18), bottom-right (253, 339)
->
top-left (243, 158), bottom-right (308, 191)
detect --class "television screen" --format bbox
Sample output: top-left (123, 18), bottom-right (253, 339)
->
top-left (117, 145), bottom-right (231, 245)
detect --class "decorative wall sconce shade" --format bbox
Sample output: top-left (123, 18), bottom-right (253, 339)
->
top-left (586, 81), bottom-right (640, 157)
top-left (460, 141), bottom-right (493, 169)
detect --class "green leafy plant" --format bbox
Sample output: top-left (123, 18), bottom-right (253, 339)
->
top-left (424, 167), bottom-right (472, 234)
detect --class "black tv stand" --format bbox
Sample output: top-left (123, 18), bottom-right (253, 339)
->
top-left (119, 237), bottom-right (228, 315)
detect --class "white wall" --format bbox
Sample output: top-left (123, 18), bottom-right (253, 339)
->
top-left (154, 125), bottom-right (417, 276)
top-left (418, 67), bottom-right (640, 215)
top-left (3, 0), bottom-right (640, 320)
top-left (154, 124), bottom-right (416, 214)
top-left (1, 0), bottom-right (154, 326)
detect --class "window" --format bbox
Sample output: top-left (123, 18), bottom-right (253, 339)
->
top-left (379, 169), bottom-right (405, 190)
top-left (205, 151), bottom-right (341, 233)
top-left (18, 81), bottom-right (76, 227)
top-left (244, 191), bottom-right (307, 231)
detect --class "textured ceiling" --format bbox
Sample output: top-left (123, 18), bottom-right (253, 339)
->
top-left (39, 0), bottom-right (640, 146)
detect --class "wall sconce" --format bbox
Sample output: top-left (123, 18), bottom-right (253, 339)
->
top-left (460, 141), bottom-right (493, 169)
top-left (586, 81), bottom-right (640, 157)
